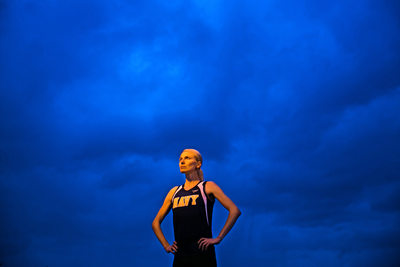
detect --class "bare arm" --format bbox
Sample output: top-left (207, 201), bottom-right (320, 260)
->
top-left (199, 181), bottom-right (241, 250)
top-left (152, 186), bottom-right (178, 254)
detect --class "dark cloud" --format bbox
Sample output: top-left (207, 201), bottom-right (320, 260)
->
top-left (1, 0), bottom-right (399, 266)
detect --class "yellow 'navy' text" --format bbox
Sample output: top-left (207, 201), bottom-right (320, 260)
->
top-left (173, 195), bottom-right (199, 209)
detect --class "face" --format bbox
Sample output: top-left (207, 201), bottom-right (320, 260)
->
top-left (179, 150), bottom-right (201, 174)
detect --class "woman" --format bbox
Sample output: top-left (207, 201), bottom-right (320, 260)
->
top-left (152, 148), bottom-right (241, 267)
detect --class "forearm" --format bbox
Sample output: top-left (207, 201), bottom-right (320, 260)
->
top-left (152, 221), bottom-right (170, 250)
top-left (216, 207), bottom-right (241, 240)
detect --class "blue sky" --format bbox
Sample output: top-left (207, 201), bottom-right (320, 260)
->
top-left (1, 0), bottom-right (399, 266)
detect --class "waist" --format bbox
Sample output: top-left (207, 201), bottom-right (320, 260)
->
top-left (175, 239), bottom-right (214, 256)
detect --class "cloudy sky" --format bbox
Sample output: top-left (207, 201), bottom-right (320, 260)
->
top-left (1, 0), bottom-right (399, 266)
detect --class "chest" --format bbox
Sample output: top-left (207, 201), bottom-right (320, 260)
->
top-left (172, 188), bottom-right (204, 210)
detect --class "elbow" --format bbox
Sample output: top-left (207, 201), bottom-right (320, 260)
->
top-left (230, 207), bottom-right (241, 217)
top-left (152, 219), bottom-right (159, 231)
top-left (236, 208), bottom-right (242, 217)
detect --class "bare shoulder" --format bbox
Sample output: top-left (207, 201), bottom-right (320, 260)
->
top-left (165, 185), bottom-right (179, 200)
top-left (205, 180), bottom-right (220, 189)
top-left (205, 181), bottom-right (240, 212)
top-left (169, 185), bottom-right (179, 194)
top-left (205, 181), bottom-right (223, 194)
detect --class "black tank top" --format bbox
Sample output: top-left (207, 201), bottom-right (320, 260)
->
top-left (172, 181), bottom-right (215, 255)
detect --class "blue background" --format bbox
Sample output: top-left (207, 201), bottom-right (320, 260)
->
top-left (1, 0), bottom-right (399, 266)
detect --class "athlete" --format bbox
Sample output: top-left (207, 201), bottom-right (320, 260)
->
top-left (152, 149), bottom-right (241, 267)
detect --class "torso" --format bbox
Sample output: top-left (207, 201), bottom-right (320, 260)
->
top-left (171, 181), bottom-right (215, 255)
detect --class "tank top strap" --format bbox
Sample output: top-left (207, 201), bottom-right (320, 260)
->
top-left (197, 181), bottom-right (210, 226)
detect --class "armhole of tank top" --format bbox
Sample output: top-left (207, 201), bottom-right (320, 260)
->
top-left (202, 181), bottom-right (215, 202)
top-left (171, 185), bottom-right (183, 204)
top-left (198, 181), bottom-right (210, 226)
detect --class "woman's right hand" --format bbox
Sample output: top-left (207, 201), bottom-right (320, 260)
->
top-left (165, 241), bottom-right (178, 254)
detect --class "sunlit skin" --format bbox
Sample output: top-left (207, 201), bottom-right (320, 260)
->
top-left (179, 150), bottom-right (202, 186)
top-left (152, 149), bottom-right (241, 255)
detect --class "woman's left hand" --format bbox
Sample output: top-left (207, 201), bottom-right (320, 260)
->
top-left (198, 237), bottom-right (222, 251)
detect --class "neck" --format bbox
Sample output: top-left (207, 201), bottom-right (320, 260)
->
top-left (185, 171), bottom-right (200, 182)
top-left (184, 171), bottom-right (201, 189)
top-left (184, 179), bottom-right (201, 190)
